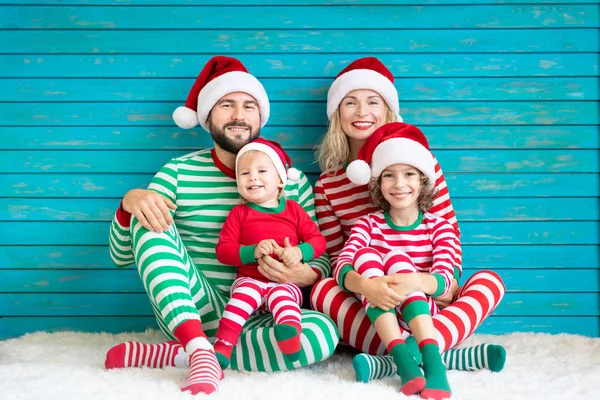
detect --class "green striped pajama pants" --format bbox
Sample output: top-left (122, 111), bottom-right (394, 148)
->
top-left (130, 219), bottom-right (339, 372)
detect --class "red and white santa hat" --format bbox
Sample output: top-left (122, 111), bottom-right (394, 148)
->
top-left (173, 56), bottom-right (269, 131)
top-left (346, 122), bottom-right (435, 189)
top-left (327, 57), bottom-right (402, 121)
top-left (236, 138), bottom-right (301, 186)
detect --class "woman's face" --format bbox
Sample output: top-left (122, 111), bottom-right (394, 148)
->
top-left (338, 89), bottom-right (388, 141)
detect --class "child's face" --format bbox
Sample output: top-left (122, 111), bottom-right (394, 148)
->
top-left (338, 89), bottom-right (388, 141)
top-left (237, 152), bottom-right (284, 206)
top-left (380, 164), bottom-right (422, 212)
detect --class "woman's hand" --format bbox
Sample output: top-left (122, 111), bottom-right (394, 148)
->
top-left (122, 189), bottom-right (177, 233)
top-left (257, 255), bottom-right (318, 288)
top-left (360, 276), bottom-right (406, 311)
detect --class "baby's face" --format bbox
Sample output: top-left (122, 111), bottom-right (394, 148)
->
top-left (236, 152), bottom-right (283, 207)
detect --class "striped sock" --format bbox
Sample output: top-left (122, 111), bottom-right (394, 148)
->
top-left (353, 352), bottom-right (395, 383)
top-left (104, 340), bottom-right (185, 369)
top-left (175, 320), bottom-right (222, 395)
top-left (181, 348), bottom-right (222, 395)
top-left (351, 342), bottom-right (506, 382)
top-left (444, 343), bottom-right (506, 372)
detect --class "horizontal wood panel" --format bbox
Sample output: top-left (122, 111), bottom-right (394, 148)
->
top-left (1, 292), bottom-right (596, 316)
top-left (2, 198), bottom-right (597, 222)
top-left (2, 221), bottom-right (597, 245)
top-left (4, 102), bottom-right (598, 126)
top-left (1, 315), bottom-right (596, 340)
top-left (1, 245), bottom-right (596, 270)
top-left (3, 1), bottom-right (598, 5)
top-left (5, 29), bottom-right (597, 54)
top-left (4, 54), bottom-right (598, 78)
top-left (3, 126), bottom-right (599, 150)
top-left (2, 149), bottom-right (597, 174)
top-left (5, 77), bottom-right (598, 102)
top-left (1, 269), bottom-right (596, 293)
top-left (3, 173), bottom-right (598, 198)
top-left (6, 5), bottom-right (597, 29)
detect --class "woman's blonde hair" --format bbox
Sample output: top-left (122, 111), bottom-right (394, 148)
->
top-left (369, 171), bottom-right (436, 213)
top-left (315, 107), bottom-right (398, 171)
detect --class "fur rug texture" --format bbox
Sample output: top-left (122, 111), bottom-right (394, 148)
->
top-left (0, 330), bottom-right (598, 400)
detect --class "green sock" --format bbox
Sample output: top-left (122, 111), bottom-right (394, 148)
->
top-left (351, 342), bottom-right (506, 382)
top-left (420, 342), bottom-right (452, 399)
top-left (389, 341), bottom-right (425, 395)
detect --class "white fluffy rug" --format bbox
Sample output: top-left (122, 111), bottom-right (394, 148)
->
top-left (1, 330), bottom-right (598, 400)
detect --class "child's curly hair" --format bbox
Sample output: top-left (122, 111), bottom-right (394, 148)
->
top-left (369, 170), bottom-right (436, 212)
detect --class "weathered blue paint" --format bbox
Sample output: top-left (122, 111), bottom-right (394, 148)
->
top-left (0, 1), bottom-right (598, 339)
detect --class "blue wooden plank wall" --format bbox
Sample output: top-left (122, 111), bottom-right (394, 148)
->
top-left (1, 0), bottom-right (599, 339)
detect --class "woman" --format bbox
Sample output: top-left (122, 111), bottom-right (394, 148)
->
top-left (310, 57), bottom-right (506, 382)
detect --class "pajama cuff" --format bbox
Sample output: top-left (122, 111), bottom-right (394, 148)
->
top-left (402, 300), bottom-right (431, 324)
top-left (431, 274), bottom-right (447, 297)
top-left (239, 245), bottom-right (257, 265)
top-left (338, 264), bottom-right (355, 291)
top-left (453, 266), bottom-right (462, 281)
top-left (366, 304), bottom-right (395, 324)
top-left (116, 201), bottom-right (132, 227)
top-left (298, 242), bottom-right (315, 262)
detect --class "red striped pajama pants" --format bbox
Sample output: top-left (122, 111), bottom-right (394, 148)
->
top-left (217, 277), bottom-right (303, 345)
top-left (353, 248), bottom-right (438, 332)
top-left (310, 268), bottom-right (505, 355)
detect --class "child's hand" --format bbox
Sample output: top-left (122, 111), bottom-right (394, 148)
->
top-left (280, 246), bottom-right (302, 267)
top-left (254, 239), bottom-right (280, 259)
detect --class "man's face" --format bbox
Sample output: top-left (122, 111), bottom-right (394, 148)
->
top-left (207, 92), bottom-right (261, 154)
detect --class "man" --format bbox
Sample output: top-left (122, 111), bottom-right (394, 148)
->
top-left (105, 56), bottom-right (337, 395)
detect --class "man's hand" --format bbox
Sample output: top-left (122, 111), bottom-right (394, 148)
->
top-left (257, 255), bottom-right (318, 288)
top-left (254, 239), bottom-right (281, 259)
top-left (360, 275), bottom-right (406, 311)
top-left (122, 189), bottom-right (177, 233)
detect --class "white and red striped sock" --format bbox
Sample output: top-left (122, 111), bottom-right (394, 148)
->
top-left (104, 340), bottom-right (185, 369)
top-left (175, 320), bottom-right (223, 395)
top-left (181, 346), bottom-right (223, 395)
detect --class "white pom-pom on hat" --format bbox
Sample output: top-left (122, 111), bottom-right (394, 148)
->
top-left (173, 106), bottom-right (199, 129)
top-left (346, 159), bottom-right (372, 186)
top-left (286, 167), bottom-right (301, 182)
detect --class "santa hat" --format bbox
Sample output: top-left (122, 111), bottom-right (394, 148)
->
top-left (173, 56), bottom-right (269, 131)
top-left (235, 138), bottom-right (301, 186)
top-left (327, 57), bottom-right (402, 121)
top-left (346, 122), bottom-right (435, 189)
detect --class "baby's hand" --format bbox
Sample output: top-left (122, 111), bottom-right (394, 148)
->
top-left (280, 246), bottom-right (302, 267)
top-left (254, 239), bottom-right (280, 259)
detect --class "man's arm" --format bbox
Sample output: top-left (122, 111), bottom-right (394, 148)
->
top-left (108, 160), bottom-right (178, 268)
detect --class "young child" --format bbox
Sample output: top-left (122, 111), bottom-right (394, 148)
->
top-left (339, 122), bottom-right (458, 400)
top-left (214, 138), bottom-right (326, 369)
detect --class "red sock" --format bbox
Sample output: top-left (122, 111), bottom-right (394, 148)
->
top-left (104, 340), bottom-right (183, 369)
top-left (274, 323), bottom-right (302, 361)
top-left (175, 320), bottom-right (222, 395)
top-left (213, 339), bottom-right (234, 369)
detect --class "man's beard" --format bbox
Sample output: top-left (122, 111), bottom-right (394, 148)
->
top-left (208, 120), bottom-right (260, 154)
